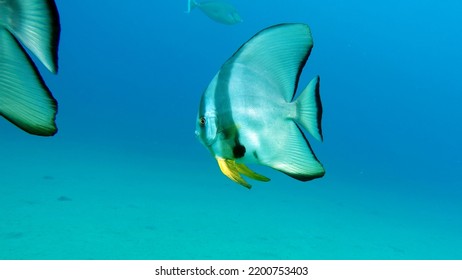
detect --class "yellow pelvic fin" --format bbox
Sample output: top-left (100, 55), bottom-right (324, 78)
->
top-left (235, 162), bottom-right (270, 182)
top-left (216, 157), bottom-right (270, 189)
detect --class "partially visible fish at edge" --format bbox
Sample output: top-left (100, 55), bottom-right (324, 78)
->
top-left (0, 0), bottom-right (61, 136)
top-left (186, 0), bottom-right (242, 25)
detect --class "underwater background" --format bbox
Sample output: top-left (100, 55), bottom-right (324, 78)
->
top-left (1, 0), bottom-right (461, 259)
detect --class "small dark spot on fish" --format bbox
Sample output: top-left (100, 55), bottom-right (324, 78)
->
top-left (233, 144), bottom-right (246, 158)
top-left (253, 151), bottom-right (259, 160)
top-left (57, 195), bottom-right (72, 202)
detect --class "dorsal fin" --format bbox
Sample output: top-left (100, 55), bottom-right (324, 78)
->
top-left (224, 23), bottom-right (313, 102)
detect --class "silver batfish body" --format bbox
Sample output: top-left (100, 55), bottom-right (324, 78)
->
top-left (196, 23), bottom-right (325, 188)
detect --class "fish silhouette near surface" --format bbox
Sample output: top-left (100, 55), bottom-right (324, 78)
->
top-left (0, 0), bottom-right (60, 136)
top-left (195, 23), bottom-right (325, 189)
top-left (186, 0), bottom-right (242, 25)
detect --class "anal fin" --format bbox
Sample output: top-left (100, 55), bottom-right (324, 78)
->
top-left (257, 121), bottom-right (325, 181)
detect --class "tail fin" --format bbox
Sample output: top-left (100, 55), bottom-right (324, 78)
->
top-left (186, 0), bottom-right (198, 13)
top-left (295, 76), bottom-right (323, 142)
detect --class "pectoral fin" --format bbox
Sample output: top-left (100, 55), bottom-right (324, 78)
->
top-left (216, 157), bottom-right (270, 189)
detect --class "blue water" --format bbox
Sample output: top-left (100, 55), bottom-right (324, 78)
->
top-left (1, 0), bottom-right (461, 259)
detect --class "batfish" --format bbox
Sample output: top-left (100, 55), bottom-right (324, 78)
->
top-left (195, 23), bottom-right (325, 188)
top-left (186, 0), bottom-right (242, 25)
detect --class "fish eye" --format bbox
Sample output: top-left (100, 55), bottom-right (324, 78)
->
top-left (199, 116), bottom-right (206, 127)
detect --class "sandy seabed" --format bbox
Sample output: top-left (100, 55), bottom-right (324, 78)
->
top-left (0, 141), bottom-right (461, 260)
